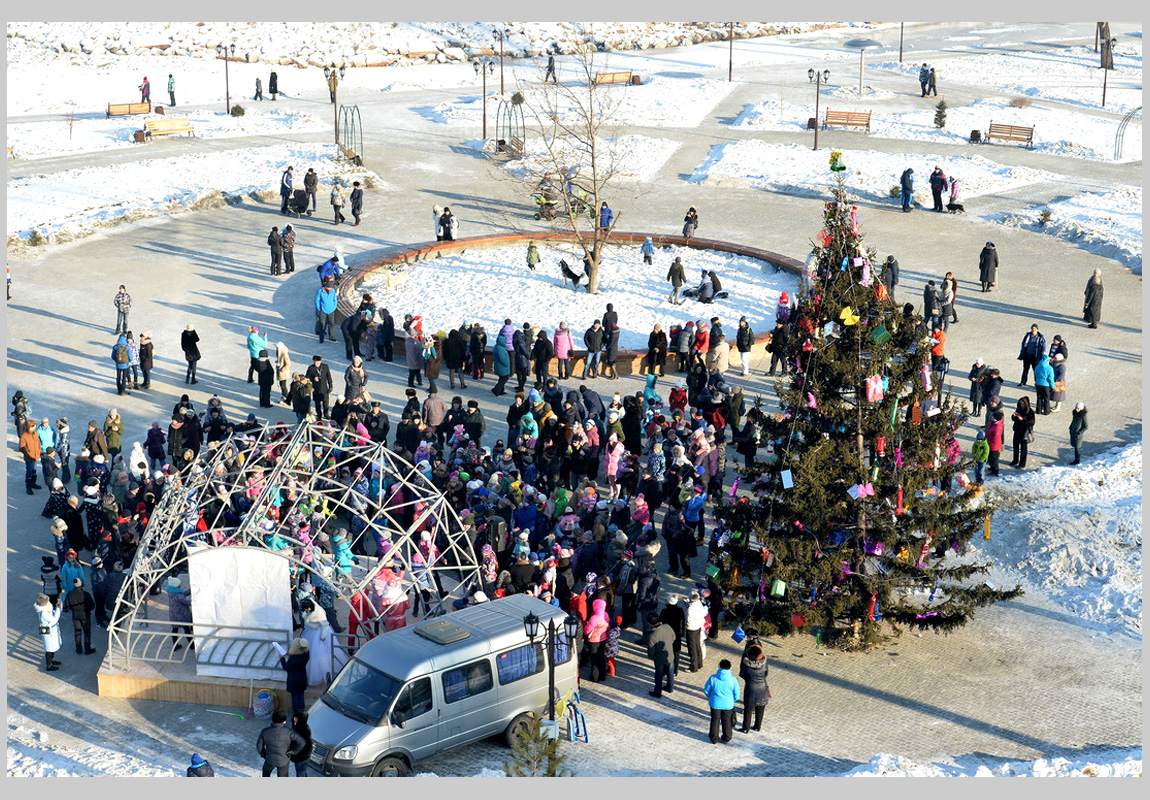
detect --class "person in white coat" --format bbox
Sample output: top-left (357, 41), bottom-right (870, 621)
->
top-left (684, 590), bottom-right (707, 673)
top-left (301, 598), bottom-right (345, 686)
top-left (35, 593), bottom-right (64, 671)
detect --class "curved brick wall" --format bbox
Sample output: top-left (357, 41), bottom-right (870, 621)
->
top-left (336, 231), bottom-right (803, 376)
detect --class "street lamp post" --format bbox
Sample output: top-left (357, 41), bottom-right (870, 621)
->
top-left (474, 58), bottom-right (495, 140)
top-left (728, 22), bottom-right (734, 82)
top-left (523, 611), bottom-right (580, 722)
top-left (324, 65), bottom-right (347, 146)
top-left (493, 28), bottom-right (508, 94)
top-left (1102, 37), bottom-right (1117, 107)
top-left (899, 23), bottom-right (904, 63)
top-left (215, 43), bottom-right (236, 114)
top-left (809, 68), bottom-right (830, 151)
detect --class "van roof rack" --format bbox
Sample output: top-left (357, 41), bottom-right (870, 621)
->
top-left (413, 618), bottom-right (471, 645)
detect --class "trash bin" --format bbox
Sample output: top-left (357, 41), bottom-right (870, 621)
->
top-left (133, 130), bottom-right (147, 143)
top-left (807, 117), bottom-right (817, 130)
top-left (969, 129), bottom-right (982, 143)
top-left (631, 74), bottom-right (642, 85)
top-left (154, 106), bottom-right (165, 115)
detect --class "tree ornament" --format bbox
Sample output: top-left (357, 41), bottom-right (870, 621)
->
top-left (866, 592), bottom-right (878, 621)
top-left (896, 485), bottom-right (904, 514)
top-left (916, 531), bottom-right (934, 568)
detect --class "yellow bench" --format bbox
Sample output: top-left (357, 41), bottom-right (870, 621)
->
top-left (822, 109), bottom-right (872, 132)
top-left (985, 122), bottom-right (1034, 148)
top-left (144, 117), bottom-right (196, 139)
top-left (107, 101), bottom-right (152, 118)
top-left (593, 70), bottom-right (634, 86)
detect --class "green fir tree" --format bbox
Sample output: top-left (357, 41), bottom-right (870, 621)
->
top-left (712, 176), bottom-right (1020, 650)
top-left (503, 714), bottom-right (574, 777)
top-left (934, 100), bottom-right (948, 129)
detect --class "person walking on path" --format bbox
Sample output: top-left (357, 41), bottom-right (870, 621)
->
top-left (437, 207), bottom-right (458, 241)
top-left (582, 320), bottom-right (604, 379)
top-left (968, 358), bottom-right (987, 417)
top-left (703, 659), bottom-right (740, 744)
top-left (918, 63), bottom-right (930, 96)
top-left (138, 76), bottom-right (150, 103)
top-left (640, 237), bottom-right (655, 265)
top-left (267, 227), bottom-right (283, 276)
top-left (186, 754), bottom-right (215, 777)
top-left (599, 201), bottom-right (614, 231)
top-left (256, 710), bottom-right (305, 777)
top-left (882, 255), bottom-right (899, 300)
top-left (942, 272), bottom-right (959, 327)
top-left (979, 241), bottom-right (998, 292)
top-left (64, 577), bottom-right (96, 655)
top-left (303, 168), bottom-right (318, 213)
top-left (306, 355), bottom-right (333, 421)
top-left (1032, 352), bottom-right (1054, 416)
top-left (645, 612), bottom-right (675, 698)
top-left (269, 71), bottom-right (279, 101)
top-left (971, 430), bottom-right (989, 485)
top-left (526, 241), bottom-right (541, 271)
top-left (666, 256), bottom-right (686, 305)
top-left (543, 54), bottom-right (557, 84)
top-left (181, 324), bottom-right (200, 384)
top-left (330, 183), bottom-right (346, 225)
top-left (929, 166), bottom-right (947, 212)
top-left (737, 641), bottom-right (769, 733)
top-left (111, 334), bottom-right (131, 396)
top-left (1069, 402), bottom-right (1088, 465)
top-left (899, 168), bottom-right (914, 212)
top-left (405, 333), bottom-right (425, 388)
top-left (349, 181), bottom-right (364, 227)
top-left (682, 207), bottom-right (699, 239)
top-left (34, 593), bottom-right (64, 671)
top-left (553, 322), bottom-right (574, 380)
top-left (928, 67), bottom-right (938, 96)
top-left (113, 285), bottom-right (132, 334)
top-left (314, 284), bottom-right (338, 344)
top-left (167, 74), bottom-right (176, 107)
top-left (279, 166), bottom-right (292, 214)
top-left (275, 342), bottom-right (293, 403)
top-left (281, 224), bottom-right (296, 274)
top-left (1009, 396), bottom-right (1036, 469)
top-left (1017, 324), bottom-right (1046, 386)
top-left (736, 317), bottom-right (754, 377)
top-left (1083, 269), bottom-right (1103, 328)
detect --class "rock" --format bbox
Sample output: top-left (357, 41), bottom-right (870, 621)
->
top-left (441, 47), bottom-right (467, 61)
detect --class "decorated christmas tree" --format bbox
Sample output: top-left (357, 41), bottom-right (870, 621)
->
top-left (713, 177), bottom-right (1021, 649)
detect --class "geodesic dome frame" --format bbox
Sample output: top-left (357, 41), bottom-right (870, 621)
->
top-left (106, 421), bottom-right (481, 672)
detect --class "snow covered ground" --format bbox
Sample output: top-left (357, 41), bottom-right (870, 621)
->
top-left (974, 443), bottom-right (1143, 640)
top-left (6, 143), bottom-right (377, 244)
top-left (358, 242), bottom-right (798, 350)
top-left (842, 749), bottom-right (1143, 777)
top-left (999, 186), bottom-right (1143, 275)
top-left (873, 38), bottom-right (1144, 114)
top-left (495, 135), bottom-right (681, 184)
top-left (690, 140), bottom-right (1056, 204)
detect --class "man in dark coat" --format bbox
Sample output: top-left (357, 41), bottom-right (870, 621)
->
top-left (365, 401), bottom-right (390, 446)
top-left (256, 710), bottom-right (305, 777)
top-left (882, 255), bottom-right (900, 299)
top-left (512, 324), bottom-right (531, 392)
top-left (1083, 269), bottom-right (1103, 328)
top-left (899, 168), bottom-right (914, 212)
top-left (378, 309), bottom-right (396, 362)
top-left (645, 613), bottom-right (676, 697)
top-left (1016, 324), bottom-right (1046, 386)
top-left (463, 400), bottom-right (486, 445)
top-left (635, 563), bottom-right (661, 645)
top-left (766, 322), bottom-right (789, 376)
top-left (279, 166), bottom-right (293, 214)
top-left (256, 350), bottom-right (275, 408)
top-left (979, 242), bottom-right (998, 292)
top-left (658, 594), bottom-right (686, 675)
top-left (306, 355), bottom-right (334, 420)
top-left (928, 166), bottom-right (947, 212)
top-left (64, 577), bottom-right (96, 654)
top-left (186, 753), bottom-right (215, 777)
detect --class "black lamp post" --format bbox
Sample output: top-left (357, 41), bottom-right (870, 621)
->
top-left (1102, 37), bottom-right (1118, 108)
top-left (473, 58), bottom-right (495, 140)
top-left (808, 68), bottom-right (830, 150)
top-left (216, 43), bottom-right (235, 114)
top-left (493, 28), bottom-right (508, 94)
top-left (728, 22), bottom-right (734, 82)
top-left (524, 611), bottom-right (580, 721)
top-left (324, 65), bottom-right (347, 145)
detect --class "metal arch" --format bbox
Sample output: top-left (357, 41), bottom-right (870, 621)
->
top-left (107, 421), bottom-right (481, 670)
top-left (495, 93), bottom-right (526, 157)
top-left (1115, 106), bottom-right (1141, 160)
top-left (338, 104), bottom-right (363, 166)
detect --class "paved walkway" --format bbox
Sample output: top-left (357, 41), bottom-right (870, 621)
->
top-left (6, 22), bottom-right (1141, 776)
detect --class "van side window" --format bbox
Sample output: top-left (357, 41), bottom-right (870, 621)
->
top-left (553, 630), bottom-right (573, 665)
top-left (496, 643), bottom-right (545, 685)
top-left (442, 659), bottom-right (494, 704)
top-left (393, 677), bottom-right (434, 721)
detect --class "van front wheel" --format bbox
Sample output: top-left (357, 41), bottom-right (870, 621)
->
top-left (505, 712), bottom-right (534, 748)
top-left (371, 756), bottom-right (409, 777)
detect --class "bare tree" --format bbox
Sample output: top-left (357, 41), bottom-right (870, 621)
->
top-left (64, 101), bottom-right (79, 141)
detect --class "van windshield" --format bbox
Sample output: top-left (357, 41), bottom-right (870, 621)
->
top-left (321, 658), bottom-right (401, 726)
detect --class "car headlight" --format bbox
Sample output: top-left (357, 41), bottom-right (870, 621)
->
top-left (334, 746), bottom-right (358, 761)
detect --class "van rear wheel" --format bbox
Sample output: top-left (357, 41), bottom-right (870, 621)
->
top-left (505, 712), bottom-right (534, 747)
top-left (371, 756), bottom-right (409, 777)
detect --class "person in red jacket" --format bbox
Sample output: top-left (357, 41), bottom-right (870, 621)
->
top-left (691, 322), bottom-right (709, 368)
top-left (985, 409), bottom-right (1005, 477)
top-left (668, 379), bottom-right (688, 413)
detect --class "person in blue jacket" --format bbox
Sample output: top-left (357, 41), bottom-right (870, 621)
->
top-left (111, 334), bottom-right (131, 396)
top-left (314, 283), bottom-right (338, 343)
top-left (246, 326), bottom-right (269, 384)
top-left (640, 237), bottom-right (655, 265)
top-left (703, 658), bottom-right (740, 744)
top-left (599, 201), bottom-right (614, 230)
top-left (316, 254), bottom-right (341, 284)
top-left (280, 165), bottom-right (293, 214)
top-left (1032, 352), bottom-right (1055, 416)
top-left (682, 483), bottom-right (707, 542)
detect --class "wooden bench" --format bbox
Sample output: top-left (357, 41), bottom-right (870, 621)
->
top-left (106, 101), bottom-right (152, 118)
top-left (593, 70), bottom-right (634, 86)
top-left (144, 117), bottom-right (196, 139)
top-left (6, 147), bottom-right (13, 159)
top-left (822, 109), bottom-right (871, 132)
top-left (984, 122), bottom-right (1034, 148)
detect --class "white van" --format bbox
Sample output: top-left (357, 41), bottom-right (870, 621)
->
top-left (307, 594), bottom-right (579, 776)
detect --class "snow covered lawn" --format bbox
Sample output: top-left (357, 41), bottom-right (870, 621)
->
top-left (974, 443), bottom-right (1143, 639)
top-left (496, 135), bottom-right (680, 184)
top-left (843, 749), bottom-right (1143, 777)
top-left (998, 186), bottom-right (1143, 275)
top-left (358, 242), bottom-right (798, 350)
top-left (690, 140), bottom-right (1056, 203)
top-left (6, 143), bottom-right (377, 243)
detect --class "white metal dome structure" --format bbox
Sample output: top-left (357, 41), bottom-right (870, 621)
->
top-left (106, 421), bottom-right (482, 675)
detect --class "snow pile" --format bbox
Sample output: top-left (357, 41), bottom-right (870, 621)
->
top-left (358, 242), bottom-right (798, 350)
top-left (872, 39), bottom-right (1143, 114)
top-left (7, 740), bottom-right (184, 778)
top-left (6, 143), bottom-right (377, 245)
top-left (733, 96), bottom-right (1142, 163)
top-left (999, 186), bottom-right (1143, 275)
top-left (975, 443), bottom-right (1143, 639)
top-left (690, 140), bottom-right (1056, 203)
top-left (604, 76), bottom-right (737, 127)
top-left (7, 107), bottom-right (328, 160)
top-left (826, 85), bottom-right (897, 101)
top-left (842, 749), bottom-right (1142, 777)
top-left (498, 135), bottom-right (680, 184)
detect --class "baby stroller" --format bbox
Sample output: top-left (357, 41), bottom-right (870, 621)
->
top-left (289, 188), bottom-right (311, 218)
top-left (534, 177), bottom-right (561, 221)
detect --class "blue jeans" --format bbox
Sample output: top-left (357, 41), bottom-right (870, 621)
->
top-left (115, 309), bottom-right (128, 333)
top-left (652, 660), bottom-right (673, 695)
top-left (584, 351), bottom-right (601, 375)
top-left (901, 189), bottom-right (912, 209)
top-left (24, 460), bottom-right (37, 487)
top-left (973, 461), bottom-right (985, 484)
